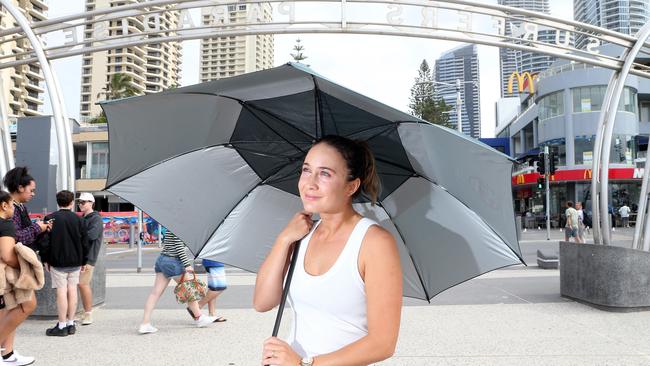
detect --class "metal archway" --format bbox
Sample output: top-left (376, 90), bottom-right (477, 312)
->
top-left (1, 0), bottom-right (649, 246)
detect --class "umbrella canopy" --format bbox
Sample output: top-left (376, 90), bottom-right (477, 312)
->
top-left (103, 63), bottom-right (523, 300)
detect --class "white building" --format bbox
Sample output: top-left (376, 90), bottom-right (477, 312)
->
top-left (80, 0), bottom-right (182, 120)
top-left (199, 3), bottom-right (274, 81)
top-left (574, 0), bottom-right (650, 49)
top-left (434, 44), bottom-right (481, 138)
top-left (0, 0), bottom-right (48, 119)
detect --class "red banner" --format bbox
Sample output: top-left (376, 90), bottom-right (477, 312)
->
top-left (512, 168), bottom-right (642, 185)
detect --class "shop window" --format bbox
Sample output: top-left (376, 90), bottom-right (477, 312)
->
top-left (538, 90), bottom-right (564, 121)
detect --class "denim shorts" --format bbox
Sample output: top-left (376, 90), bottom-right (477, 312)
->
top-left (204, 264), bottom-right (227, 291)
top-left (154, 255), bottom-right (184, 278)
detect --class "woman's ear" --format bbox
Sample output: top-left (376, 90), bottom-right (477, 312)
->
top-left (348, 178), bottom-right (361, 197)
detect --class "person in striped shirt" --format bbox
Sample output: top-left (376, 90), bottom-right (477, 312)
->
top-left (138, 231), bottom-right (215, 334)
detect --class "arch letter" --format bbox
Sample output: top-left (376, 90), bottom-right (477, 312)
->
top-left (586, 37), bottom-right (600, 54)
top-left (421, 7), bottom-right (437, 28)
top-left (278, 2), bottom-right (295, 22)
top-left (387, 5), bottom-right (403, 25)
top-left (458, 11), bottom-right (471, 31)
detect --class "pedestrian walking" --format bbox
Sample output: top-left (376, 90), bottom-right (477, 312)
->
top-left (619, 204), bottom-right (631, 228)
top-left (40, 190), bottom-right (89, 337)
top-left (138, 231), bottom-right (215, 334)
top-left (0, 190), bottom-right (38, 365)
top-left (77, 193), bottom-right (103, 326)
top-left (254, 135), bottom-right (402, 366)
top-left (195, 259), bottom-right (227, 323)
top-left (565, 201), bottom-right (581, 243)
top-left (575, 202), bottom-right (586, 242)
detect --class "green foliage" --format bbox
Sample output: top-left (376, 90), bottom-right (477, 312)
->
top-left (98, 73), bottom-right (139, 101)
top-left (290, 39), bottom-right (308, 64)
top-left (91, 73), bottom-right (140, 124)
top-left (408, 60), bottom-right (452, 128)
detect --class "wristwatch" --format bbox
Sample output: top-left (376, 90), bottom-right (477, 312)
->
top-left (300, 357), bottom-right (314, 366)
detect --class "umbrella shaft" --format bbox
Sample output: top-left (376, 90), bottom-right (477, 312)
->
top-left (272, 241), bottom-right (301, 337)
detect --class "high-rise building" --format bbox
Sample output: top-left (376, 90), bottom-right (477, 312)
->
top-left (498, 0), bottom-right (556, 98)
top-left (0, 1), bottom-right (48, 118)
top-left (574, 0), bottom-right (650, 49)
top-left (80, 0), bottom-right (182, 120)
top-left (434, 44), bottom-right (481, 138)
top-left (199, 3), bottom-right (273, 81)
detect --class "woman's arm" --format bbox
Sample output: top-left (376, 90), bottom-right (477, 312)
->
top-left (0, 236), bottom-right (19, 268)
top-left (254, 211), bottom-right (313, 312)
top-left (315, 226), bottom-right (402, 365)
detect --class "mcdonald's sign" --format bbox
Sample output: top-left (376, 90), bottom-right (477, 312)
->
top-left (583, 169), bottom-right (592, 179)
top-left (507, 71), bottom-right (538, 94)
top-left (516, 174), bottom-right (525, 184)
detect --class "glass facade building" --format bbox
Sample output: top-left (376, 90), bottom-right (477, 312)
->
top-left (499, 44), bottom-right (650, 226)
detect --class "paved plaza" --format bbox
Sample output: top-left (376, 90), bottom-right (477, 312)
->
top-left (10, 228), bottom-right (650, 365)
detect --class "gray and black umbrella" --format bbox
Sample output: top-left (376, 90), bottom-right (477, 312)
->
top-left (103, 63), bottom-right (523, 309)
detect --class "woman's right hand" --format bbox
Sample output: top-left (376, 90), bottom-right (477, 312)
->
top-left (37, 221), bottom-right (49, 232)
top-left (278, 211), bottom-right (314, 245)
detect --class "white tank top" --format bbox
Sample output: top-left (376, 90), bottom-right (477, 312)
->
top-left (286, 217), bottom-right (376, 357)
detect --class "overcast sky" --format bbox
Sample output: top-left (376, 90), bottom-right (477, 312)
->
top-left (43, 0), bottom-right (573, 138)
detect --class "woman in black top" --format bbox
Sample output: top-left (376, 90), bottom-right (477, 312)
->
top-left (0, 190), bottom-right (36, 365)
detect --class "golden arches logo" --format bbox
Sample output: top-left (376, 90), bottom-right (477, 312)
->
top-left (507, 72), bottom-right (538, 94)
top-left (516, 174), bottom-right (525, 184)
top-left (583, 169), bottom-right (592, 179)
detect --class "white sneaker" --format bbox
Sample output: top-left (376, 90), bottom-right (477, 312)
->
top-left (2, 351), bottom-right (35, 366)
top-left (138, 323), bottom-right (158, 334)
top-left (81, 311), bottom-right (93, 325)
top-left (195, 315), bottom-right (215, 328)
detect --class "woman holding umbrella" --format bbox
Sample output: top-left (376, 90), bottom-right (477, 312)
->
top-left (254, 135), bottom-right (402, 366)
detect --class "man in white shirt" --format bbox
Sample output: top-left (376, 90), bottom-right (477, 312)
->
top-left (565, 201), bottom-right (581, 243)
top-left (618, 204), bottom-right (631, 228)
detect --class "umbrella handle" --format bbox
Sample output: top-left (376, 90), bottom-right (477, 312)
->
top-left (272, 241), bottom-right (301, 337)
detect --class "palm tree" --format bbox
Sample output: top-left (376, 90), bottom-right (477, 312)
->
top-left (89, 73), bottom-right (140, 124)
top-left (98, 73), bottom-right (139, 100)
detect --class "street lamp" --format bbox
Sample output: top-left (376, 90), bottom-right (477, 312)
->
top-left (418, 79), bottom-right (479, 134)
top-left (433, 79), bottom-right (479, 134)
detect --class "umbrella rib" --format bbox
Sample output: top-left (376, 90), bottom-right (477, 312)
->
top-left (374, 201), bottom-right (432, 303)
top-left (176, 91), bottom-right (316, 142)
top-left (312, 75), bottom-right (328, 137)
top-left (192, 180), bottom-right (266, 259)
top-left (416, 174), bottom-right (526, 265)
top-left (244, 103), bottom-right (316, 141)
top-left (240, 103), bottom-right (310, 155)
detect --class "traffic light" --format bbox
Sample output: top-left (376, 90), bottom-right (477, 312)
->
top-left (537, 177), bottom-right (545, 189)
top-left (549, 152), bottom-right (559, 175)
top-left (536, 153), bottom-right (546, 175)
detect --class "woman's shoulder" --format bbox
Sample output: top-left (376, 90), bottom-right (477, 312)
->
top-left (0, 218), bottom-right (16, 239)
top-left (362, 221), bottom-right (396, 251)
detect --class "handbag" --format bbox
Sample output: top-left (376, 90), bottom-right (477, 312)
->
top-left (173, 271), bottom-right (208, 304)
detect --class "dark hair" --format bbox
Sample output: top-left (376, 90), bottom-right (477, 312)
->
top-left (314, 135), bottom-right (381, 204)
top-left (567, 201), bottom-right (574, 208)
top-left (0, 190), bottom-right (11, 205)
top-left (3, 167), bottom-right (34, 194)
top-left (56, 190), bottom-right (74, 207)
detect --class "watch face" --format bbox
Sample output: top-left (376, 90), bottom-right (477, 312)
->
top-left (301, 357), bottom-right (313, 366)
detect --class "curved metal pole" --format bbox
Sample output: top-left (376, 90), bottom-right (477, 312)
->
top-left (50, 70), bottom-right (74, 192)
top-left (590, 72), bottom-right (618, 244)
top-left (0, 73), bottom-right (14, 178)
top-left (595, 22), bottom-right (650, 245)
top-left (0, 0), bottom-right (70, 191)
